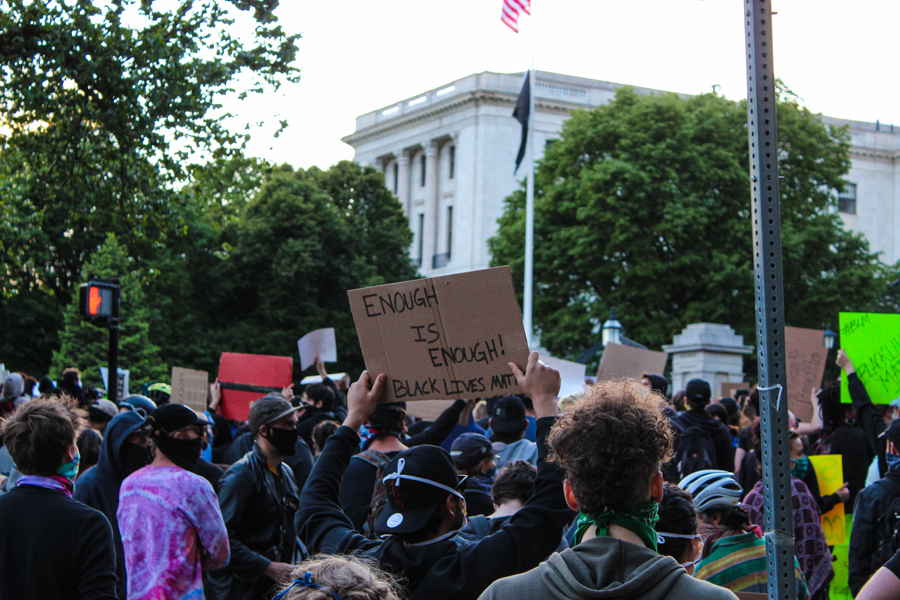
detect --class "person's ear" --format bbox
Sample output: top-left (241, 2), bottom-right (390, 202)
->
top-left (563, 479), bottom-right (579, 511)
top-left (650, 471), bottom-right (664, 503)
top-left (65, 441), bottom-right (78, 463)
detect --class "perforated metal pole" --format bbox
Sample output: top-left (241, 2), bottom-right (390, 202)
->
top-left (743, 2), bottom-right (796, 599)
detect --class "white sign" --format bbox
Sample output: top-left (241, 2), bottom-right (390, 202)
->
top-left (100, 367), bottom-right (130, 399)
top-left (541, 356), bottom-right (588, 398)
top-left (297, 328), bottom-right (337, 372)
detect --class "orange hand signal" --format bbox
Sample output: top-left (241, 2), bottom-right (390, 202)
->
top-left (89, 286), bottom-right (102, 315)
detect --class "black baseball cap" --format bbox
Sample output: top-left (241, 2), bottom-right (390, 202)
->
top-left (146, 404), bottom-right (211, 437)
top-left (685, 379), bottom-right (711, 405)
top-left (374, 445), bottom-right (466, 535)
top-left (491, 396), bottom-right (527, 434)
top-left (450, 433), bottom-right (506, 470)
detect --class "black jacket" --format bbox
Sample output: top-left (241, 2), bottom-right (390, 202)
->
top-left (0, 484), bottom-right (117, 599)
top-left (849, 467), bottom-right (900, 595)
top-left (207, 446), bottom-right (300, 600)
top-left (673, 409), bottom-right (735, 473)
top-left (224, 432), bottom-right (314, 492)
top-left (297, 417), bottom-right (575, 600)
top-left (73, 411), bottom-right (146, 599)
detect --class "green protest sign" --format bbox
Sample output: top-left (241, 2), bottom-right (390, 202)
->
top-left (839, 312), bottom-right (900, 404)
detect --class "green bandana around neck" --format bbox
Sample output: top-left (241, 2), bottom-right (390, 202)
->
top-left (791, 455), bottom-right (810, 480)
top-left (573, 500), bottom-right (660, 552)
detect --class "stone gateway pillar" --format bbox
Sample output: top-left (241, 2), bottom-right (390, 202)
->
top-left (662, 323), bottom-right (753, 397)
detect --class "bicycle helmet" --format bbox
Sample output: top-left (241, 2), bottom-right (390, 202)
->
top-left (118, 394), bottom-right (157, 419)
top-left (145, 382), bottom-right (172, 405)
top-left (678, 469), bottom-right (743, 512)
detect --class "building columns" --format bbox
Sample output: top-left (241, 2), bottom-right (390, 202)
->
top-left (396, 151), bottom-right (410, 216)
top-left (422, 141), bottom-right (440, 270)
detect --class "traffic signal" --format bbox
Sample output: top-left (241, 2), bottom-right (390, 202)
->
top-left (79, 279), bottom-right (119, 325)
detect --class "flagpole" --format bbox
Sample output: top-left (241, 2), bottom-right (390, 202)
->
top-left (523, 8), bottom-right (536, 349)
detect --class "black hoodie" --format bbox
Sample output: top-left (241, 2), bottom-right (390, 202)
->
top-left (74, 411), bottom-right (147, 599)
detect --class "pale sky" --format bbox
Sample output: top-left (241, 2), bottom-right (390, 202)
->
top-left (226, 0), bottom-right (900, 170)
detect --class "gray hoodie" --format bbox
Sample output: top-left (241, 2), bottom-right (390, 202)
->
top-left (479, 536), bottom-right (737, 600)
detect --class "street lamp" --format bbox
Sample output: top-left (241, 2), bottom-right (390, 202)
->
top-left (602, 307), bottom-right (623, 348)
top-left (823, 324), bottom-right (836, 350)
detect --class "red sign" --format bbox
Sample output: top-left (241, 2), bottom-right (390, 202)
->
top-left (217, 353), bottom-right (293, 421)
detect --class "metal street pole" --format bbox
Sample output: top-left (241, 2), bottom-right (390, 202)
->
top-left (743, 1), bottom-right (796, 599)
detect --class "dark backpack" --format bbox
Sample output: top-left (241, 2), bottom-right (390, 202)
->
top-left (873, 478), bottom-right (900, 568)
top-left (352, 449), bottom-right (392, 539)
top-left (672, 420), bottom-right (717, 480)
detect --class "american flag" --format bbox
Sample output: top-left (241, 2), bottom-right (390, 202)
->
top-left (501, 0), bottom-right (530, 33)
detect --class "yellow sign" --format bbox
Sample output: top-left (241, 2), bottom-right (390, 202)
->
top-left (808, 454), bottom-right (846, 545)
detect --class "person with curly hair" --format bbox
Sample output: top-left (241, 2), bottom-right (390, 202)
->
top-left (479, 380), bottom-right (736, 600)
top-left (273, 555), bottom-right (401, 600)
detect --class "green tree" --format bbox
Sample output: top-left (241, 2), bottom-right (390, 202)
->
top-left (200, 161), bottom-right (416, 377)
top-left (0, 0), bottom-right (300, 372)
top-left (51, 234), bottom-right (166, 387)
top-left (489, 87), bottom-right (893, 366)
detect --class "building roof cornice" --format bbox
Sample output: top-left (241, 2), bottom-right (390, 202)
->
top-left (341, 90), bottom-right (585, 147)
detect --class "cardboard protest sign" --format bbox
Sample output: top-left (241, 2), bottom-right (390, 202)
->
top-left (809, 454), bottom-right (847, 545)
top-left (541, 356), bottom-right (587, 398)
top-left (839, 312), bottom-right (900, 404)
top-left (720, 382), bottom-right (749, 399)
top-left (297, 328), bottom-right (337, 372)
top-left (596, 343), bottom-right (667, 382)
top-left (217, 353), bottom-right (293, 421)
top-left (785, 326), bottom-right (828, 423)
top-left (100, 367), bottom-right (130, 399)
top-left (405, 399), bottom-right (454, 421)
top-left (171, 367), bottom-right (209, 414)
top-left (348, 266), bottom-right (530, 403)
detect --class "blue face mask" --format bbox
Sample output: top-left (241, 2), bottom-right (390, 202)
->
top-left (57, 452), bottom-right (80, 485)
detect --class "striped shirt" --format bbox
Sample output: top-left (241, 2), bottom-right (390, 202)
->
top-left (695, 532), bottom-right (809, 599)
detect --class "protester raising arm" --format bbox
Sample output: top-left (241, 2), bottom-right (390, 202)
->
top-left (837, 349), bottom-right (883, 475)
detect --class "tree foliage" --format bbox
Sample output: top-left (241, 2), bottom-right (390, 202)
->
top-left (0, 0), bottom-right (300, 372)
top-left (490, 87), bottom-right (895, 365)
top-left (194, 161), bottom-right (416, 376)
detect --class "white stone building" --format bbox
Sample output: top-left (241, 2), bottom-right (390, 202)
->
top-left (342, 70), bottom-right (900, 276)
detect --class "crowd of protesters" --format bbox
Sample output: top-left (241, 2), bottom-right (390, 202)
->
top-left (3, 345), bottom-right (900, 600)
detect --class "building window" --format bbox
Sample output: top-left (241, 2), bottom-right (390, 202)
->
top-left (449, 146), bottom-right (455, 180)
top-left (420, 154), bottom-right (426, 187)
top-left (839, 183), bottom-right (857, 214)
top-left (393, 162), bottom-right (399, 194)
top-left (447, 206), bottom-right (453, 258)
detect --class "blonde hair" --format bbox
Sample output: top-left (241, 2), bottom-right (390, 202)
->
top-left (274, 555), bottom-right (402, 600)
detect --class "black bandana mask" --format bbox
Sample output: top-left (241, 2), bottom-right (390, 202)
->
top-left (262, 425), bottom-right (299, 456)
top-left (155, 436), bottom-right (203, 471)
top-left (120, 441), bottom-right (150, 476)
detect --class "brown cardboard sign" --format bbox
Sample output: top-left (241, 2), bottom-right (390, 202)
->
top-left (596, 343), bottom-right (668, 382)
top-left (348, 266), bottom-right (530, 403)
top-left (721, 382), bottom-right (749, 400)
top-left (405, 399), bottom-right (454, 421)
top-left (785, 326), bottom-right (828, 423)
top-left (171, 367), bottom-right (209, 414)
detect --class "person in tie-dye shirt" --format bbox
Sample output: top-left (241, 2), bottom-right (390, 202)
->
top-left (118, 404), bottom-right (229, 599)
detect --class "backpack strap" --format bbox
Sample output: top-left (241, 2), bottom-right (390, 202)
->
top-left (353, 449), bottom-right (391, 469)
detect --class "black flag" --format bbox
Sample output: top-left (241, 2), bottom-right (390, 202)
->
top-left (513, 70), bottom-right (530, 173)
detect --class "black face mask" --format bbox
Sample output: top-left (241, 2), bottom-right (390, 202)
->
top-left (262, 425), bottom-right (299, 456)
top-left (155, 436), bottom-right (203, 471)
top-left (119, 441), bottom-right (150, 476)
